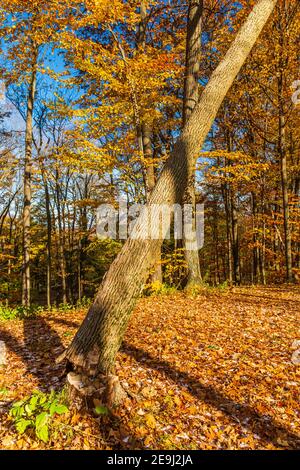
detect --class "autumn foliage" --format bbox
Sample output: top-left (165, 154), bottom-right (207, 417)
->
top-left (0, 0), bottom-right (299, 453)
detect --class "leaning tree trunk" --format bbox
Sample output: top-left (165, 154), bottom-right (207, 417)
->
top-left (61, 0), bottom-right (277, 405)
top-left (139, 1), bottom-right (162, 283)
top-left (22, 45), bottom-right (38, 307)
top-left (142, 122), bottom-right (163, 283)
top-left (182, 0), bottom-right (203, 286)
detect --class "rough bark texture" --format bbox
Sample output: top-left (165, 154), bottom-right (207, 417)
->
top-left (142, 123), bottom-right (156, 200)
top-left (61, 0), bottom-right (278, 401)
top-left (22, 47), bottom-right (37, 307)
top-left (278, 68), bottom-right (293, 282)
top-left (142, 123), bottom-right (163, 283)
top-left (183, 0), bottom-right (203, 286)
top-left (140, 2), bottom-right (162, 283)
top-left (183, 0), bottom-right (203, 125)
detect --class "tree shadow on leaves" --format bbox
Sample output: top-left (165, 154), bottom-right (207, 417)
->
top-left (45, 317), bottom-right (80, 329)
top-left (231, 292), bottom-right (300, 308)
top-left (0, 320), bottom-right (146, 449)
top-left (0, 317), bottom-right (66, 391)
top-left (123, 342), bottom-right (300, 450)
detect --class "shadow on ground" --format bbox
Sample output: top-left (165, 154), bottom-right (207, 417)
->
top-left (123, 342), bottom-right (300, 450)
top-left (1, 315), bottom-right (299, 449)
top-left (0, 317), bottom-right (66, 391)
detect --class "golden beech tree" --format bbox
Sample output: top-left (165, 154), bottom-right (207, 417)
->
top-left (56, 0), bottom-right (278, 406)
top-left (2, 0), bottom-right (300, 414)
top-left (211, 0), bottom-right (300, 282)
top-left (0, 0), bottom-right (76, 306)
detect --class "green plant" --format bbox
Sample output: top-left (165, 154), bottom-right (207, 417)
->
top-left (63, 331), bottom-right (73, 337)
top-left (216, 281), bottom-right (229, 291)
top-left (94, 405), bottom-right (109, 415)
top-left (0, 304), bottom-right (43, 321)
top-left (58, 302), bottom-right (74, 312)
top-left (185, 282), bottom-right (208, 297)
top-left (9, 390), bottom-right (69, 443)
top-left (185, 280), bottom-right (231, 298)
top-left (76, 296), bottom-right (92, 309)
top-left (0, 305), bottom-right (17, 320)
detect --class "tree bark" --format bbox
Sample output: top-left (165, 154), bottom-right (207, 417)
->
top-left (231, 189), bottom-right (240, 285)
top-left (226, 132), bottom-right (240, 285)
top-left (22, 45), bottom-right (38, 307)
top-left (278, 74), bottom-right (293, 282)
top-left (139, 1), bottom-right (162, 283)
top-left (183, 0), bottom-right (203, 286)
top-left (61, 0), bottom-right (278, 404)
top-left (142, 122), bottom-right (162, 283)
top-left (252, 192), bottom-right (259, 283)
top-left (277, 2), bottom-right (293, 282)
top-left (55, 168), bottom-right (67, 304)
top-left (221, 157), bottom-right (233, 284)
top-left (41, 161), bottom-right (52, 308)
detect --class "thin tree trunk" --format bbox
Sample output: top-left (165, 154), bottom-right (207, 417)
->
top-left (79, 185), bottom-right (88, 300)
top-left (260, 177), bottom-right (266, 285)
top-left (78, 238), bottom-right (82, 304)
top-left (231, 189), bottom-right (240, 285)
top-left (183, 0), bottom-right (203, 286)
top-left (221, 157), bottom-right (233, 284)
top-left (22, 45), bottom-right (38, 307)
top-left (61, 0), bottom-right (277, 404)
top-left (226, 195), bottom-right (233, 284)
top-left (41, 163), bottom-right (52, 308)
top-left (278, 75), bottom-right (293, 282)
top-left (55, 169), bottom-right (67, 303)
top-left (252, 192), bottom-right (259, 283)
top-left (277, 3), bottom-right (293, 282)
top-left (227, 133), bottom-right (240, 285)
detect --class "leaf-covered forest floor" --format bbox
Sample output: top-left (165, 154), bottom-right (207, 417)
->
top-left (0, 286), bottom-right (299, 450)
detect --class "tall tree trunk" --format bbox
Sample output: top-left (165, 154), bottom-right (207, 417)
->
top-left (22, 45), bottom-right (38, 307)
top-left (41, 163), bottom-right (52, 308)
top-left (55, 169), bottom-right (67, 304)
top-left (139, 1), bottom-right (162, 283)
top-left (221, 157), bottom-right (233, 284)
top-left (252, 192), bottom-right (259, 283)
top-left (278, 75), bottom-right (293, 282)
top-left (212, 203), bottom-right (220, 284)
top-left (227, 133), bottom-right (240, 285)
top-left (78, 238), bottom-right (82, 303)
top-left (260, 177), bottom-right (266, 285)
top-left (231, 189), bottom-right (240, 285)
top-left (183, 0), bottom-right (203, 286)
top-left (277, 3), bottom-right (293, 282)
top-left (79, 181), bottom-right (88, 301)
top-left (142, 122), bottom-right (162, 283)
top-left (61, 0), bottom-right (278, 404)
